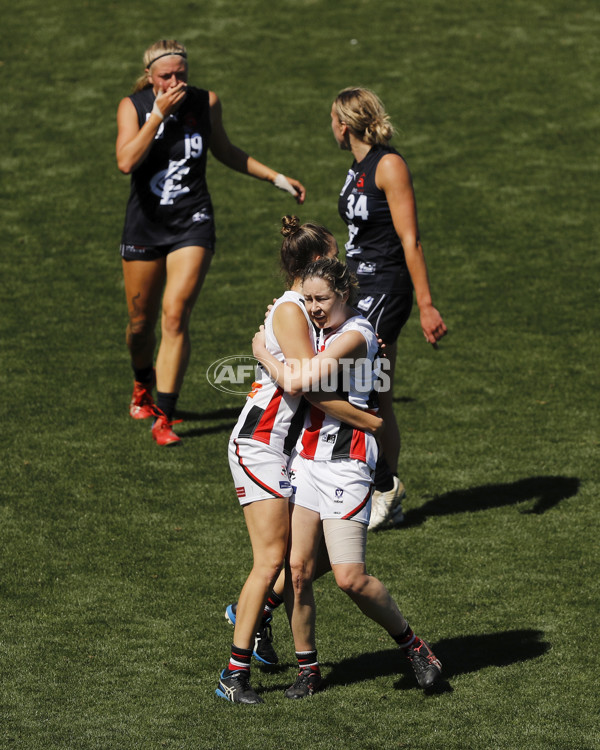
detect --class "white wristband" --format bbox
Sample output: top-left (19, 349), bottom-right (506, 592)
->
top-left (151, 101), bottom-right (164, 120)
top-left (273, 173), bottom-right (297, 197)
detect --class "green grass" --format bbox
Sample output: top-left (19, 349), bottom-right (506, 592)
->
top-left (1, 0), bottom-right (599, 748)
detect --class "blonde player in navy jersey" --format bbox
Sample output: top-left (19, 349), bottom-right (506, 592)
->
top-left (332, 87), bottom-right (447, 527)
top-left (117, 39), bottom-right (305, 446)
top-left (251, 258), bottom-right (442, 698)
top-left (216, 218), bottom-right (383, 704)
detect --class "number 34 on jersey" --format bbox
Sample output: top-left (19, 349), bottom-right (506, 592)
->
top-left (341, 169), bottom-right (370, 222)
top-left (345, 193), bottom-right (369, 221)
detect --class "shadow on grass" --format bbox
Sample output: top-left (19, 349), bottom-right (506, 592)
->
top-left (397, 476), bottom-right (580, 529)
top-left (176, 407), bottom-right (239, 438)
top-left (318, 629), bottom-right (550, 694)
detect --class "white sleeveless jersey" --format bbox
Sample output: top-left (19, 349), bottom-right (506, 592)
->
top-left (230, 291), bottom-right (316, 456)
top-left (297, 314), bottom-right (380, 468)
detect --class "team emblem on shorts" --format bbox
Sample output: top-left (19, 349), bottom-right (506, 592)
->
top-left (122, 244), bottom-right (148, 255)
top-left (335, 488), bottom-right (344, 498)
top-left (357, 295), bottom-right (374, 312)
top-left (357, 261), bottom-right (376, 276)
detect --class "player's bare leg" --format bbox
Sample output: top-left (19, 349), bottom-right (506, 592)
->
top-left (156, 245), bottom-right (212, 393)
top-left (122, 256), bottom-right (165, 372)
top-left (331, 559), bottom-right (442, 691)
top-left (122, 257), bottom-right (165, 419)
top-left (150, 245), bottom-right (212, 444)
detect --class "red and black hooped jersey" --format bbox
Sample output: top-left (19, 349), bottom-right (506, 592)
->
top-left (233, 386), bottom-right (308, 457)
top-left (230, 291), bottom-right (316, 457)
top-left (297, 315), bottom-right (380, 469)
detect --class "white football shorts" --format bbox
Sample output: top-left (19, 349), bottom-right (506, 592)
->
top-left (288, 452), bottom-right (373, 524)
top-left (228, 439), bottom-right (293, 506)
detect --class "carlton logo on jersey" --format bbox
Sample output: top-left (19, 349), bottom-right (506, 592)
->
top-left (150, 159), bottom-right (191, 205)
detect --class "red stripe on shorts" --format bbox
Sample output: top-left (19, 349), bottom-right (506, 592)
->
top-left (234, 440), bottom-right (285, 498)
top-left (342, 484), bottom-right (373, 520)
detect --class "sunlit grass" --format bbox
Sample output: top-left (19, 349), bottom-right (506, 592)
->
top-left (0, 0), bottom-right (598, 748)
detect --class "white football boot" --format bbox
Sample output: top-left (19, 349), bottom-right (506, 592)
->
top-left (368, 476), bottom-right (406, 530)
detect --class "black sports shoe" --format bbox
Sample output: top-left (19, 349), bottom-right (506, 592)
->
top-left (254, 621), bottom-right (278, 665)
top-left (215, 669), bottom-right (263, 704)
top-left (405, 638), bottom-right (442, 690)
top-left (225, 603), bottom-right (279, 666)
top-left (284, 666), bottom-right (322, 699)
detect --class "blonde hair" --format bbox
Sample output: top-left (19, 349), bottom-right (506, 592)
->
top-left (133, 40), bottom-right (188, 92)
top-left (333, 87), bottom-right (394, 146)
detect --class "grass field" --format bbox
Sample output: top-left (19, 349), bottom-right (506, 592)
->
top-left (1, 0), bottom-right (599, 748)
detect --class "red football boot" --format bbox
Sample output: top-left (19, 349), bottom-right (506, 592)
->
top-left (151, 412), bottom-right (182, 446)
top-left (129, 379), bottom-right (155, 420)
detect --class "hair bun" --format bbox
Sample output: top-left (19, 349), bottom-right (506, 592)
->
top-left (281, 215), bottom-right (301, 238)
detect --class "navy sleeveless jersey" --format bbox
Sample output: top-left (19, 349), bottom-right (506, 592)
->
top-left (121, 86), bottom-right (213, 246)
top-left (338, 145), bottom-right (411, 294)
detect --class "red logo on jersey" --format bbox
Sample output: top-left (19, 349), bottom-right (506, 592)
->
top-left (356, 173), bottom-right (366, 190)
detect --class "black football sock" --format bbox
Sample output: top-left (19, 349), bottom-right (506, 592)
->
top-left (296, 650), bottom-right (319, 671)
top-left (262, 590), bottom-right (284, 622)
top-left (226, 644), bottom-right (253, 675)
top-left (133, 364), bottom-right (154, 384)
top-left (392, 624), bottom-right (416, 649)
top-left (156, 391), bottom-right (179, 421)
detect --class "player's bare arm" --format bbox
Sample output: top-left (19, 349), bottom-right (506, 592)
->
top-left (208, 91), bottom-right (306, 203)
top-left (116, 85), bottom-right (187, 174)
top-left (377, 153), bottom-right (447, 345)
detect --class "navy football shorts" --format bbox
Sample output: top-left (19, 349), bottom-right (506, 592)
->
top-left (120, 219), bottom-right (216, 261)
top-left (354, 291), bottom-right (413, 345)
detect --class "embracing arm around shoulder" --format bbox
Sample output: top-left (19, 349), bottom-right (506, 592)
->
top-left (252, 321), bottom-right (381, 432)
top-left (208, 91), bottom-right (306, 203)
top-left (306, 391), bottom-right (383, 436)
top-left (311, 328), bottom-right (382, 434)
top-left (376, 153), bottom-right (447, 346)
top-left (251, 302), bottom-right (316, 396)
top-left (253, 323), bottom-right (367, 396)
